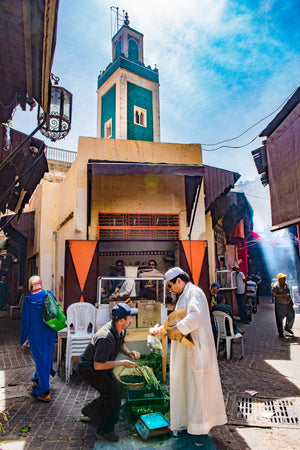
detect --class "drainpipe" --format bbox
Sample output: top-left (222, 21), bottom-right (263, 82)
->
top-left (52, 231), bottom-right (57, 295)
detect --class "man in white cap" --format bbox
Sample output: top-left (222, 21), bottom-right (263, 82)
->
top-left (232, 265), bottom-right (249, 324)
top-left (153, 267), bottom-right (227, 438)
top-left (271, 273), bottom-right (295, 338)
top-left (76, 303), bottom-right (140, 442)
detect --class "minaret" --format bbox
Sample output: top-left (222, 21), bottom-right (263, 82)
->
top-left (97, 13), bottom-right (160, 142)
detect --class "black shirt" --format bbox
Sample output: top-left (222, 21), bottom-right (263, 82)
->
top-left (80, 321), bottom-right (125, 372)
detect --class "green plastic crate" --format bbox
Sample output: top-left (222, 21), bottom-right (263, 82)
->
top-left (126, 387), bottom-right (169, 423)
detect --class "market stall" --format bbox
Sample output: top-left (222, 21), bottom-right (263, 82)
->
top-left (96, 273), bottom-right (168, 380)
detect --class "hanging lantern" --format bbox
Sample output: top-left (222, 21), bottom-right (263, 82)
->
top-left (37, 75), bottom-right (72, 141)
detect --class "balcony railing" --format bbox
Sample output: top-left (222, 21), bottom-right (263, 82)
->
top-left (45, 146), bottom-right (77, 164)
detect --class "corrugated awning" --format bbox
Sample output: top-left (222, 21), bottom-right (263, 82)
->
top-left (260, 87), bottom-right (300, 138)
top-left (88, 160), bottom-right (205, 176)
top-left (203, 165), bottom-right (240, 212)
top-left (260, 94), bottom-right (300, 231)
top-left (0, 125), bottom-right (48, 215)
top-left (0, 211), bottom-right (35, 241)
top-left (0, 0), bottom-right (59, 123)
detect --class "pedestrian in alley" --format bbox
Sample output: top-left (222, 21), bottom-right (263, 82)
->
top-left (153, 267), bottom-right (227, 438)
top-left (0, 275), bottom-right (10, 309)
top-left (232, 265), bottom-right (249, 324)
top-left (254, 271), bottom-right (262, 305)
top-left (246, 276), bottom-right (257, 313)
top-left (271, 273), bottom-right (295, 338)
top-left (20, 276), bottom-right (56, 402)
top-left (76, 302), bottom-right (140, 443)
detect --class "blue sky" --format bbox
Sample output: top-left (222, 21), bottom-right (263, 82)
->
top-left (12, 0), bottom-right (300, 182)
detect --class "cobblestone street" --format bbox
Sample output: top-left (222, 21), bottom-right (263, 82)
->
top-left (1, 296), bottom-right (300, 449)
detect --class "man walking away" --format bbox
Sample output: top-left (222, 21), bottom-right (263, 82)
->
top-left (271, 273), bottom-right (295, 338)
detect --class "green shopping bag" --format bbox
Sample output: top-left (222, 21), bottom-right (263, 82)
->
top-left (42, 291), bottom-right (66, 332)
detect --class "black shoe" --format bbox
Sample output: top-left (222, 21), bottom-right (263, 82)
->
top-left (285, 328), bottom-right (294, 335)
top-left (278, 333), bottom-right (285, 338)
top-left (81, 406), bottom-right (99, 425)
top-left (97, 429), bottom-right (119, 442)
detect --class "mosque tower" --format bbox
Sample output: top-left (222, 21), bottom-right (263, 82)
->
top-left (97, 12), bottom-right (160, 142)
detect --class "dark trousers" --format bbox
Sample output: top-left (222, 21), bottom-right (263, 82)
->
top-left (77, 362), bottom-right (125, 432)
top-left (275, 301), bottom-right (295, 335)
top-left (236, 293), bottom-right (248, 321)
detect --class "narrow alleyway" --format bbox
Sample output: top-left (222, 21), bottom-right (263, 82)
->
top-left (0, 297), bottom-right (300, 449)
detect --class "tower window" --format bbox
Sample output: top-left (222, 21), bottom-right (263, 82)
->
top-left (104, 118), bottom-right (112, 138)
top-left (134, 106), bottom-right (147, 127)
top-left (128, 38), bottom-right (139, 62)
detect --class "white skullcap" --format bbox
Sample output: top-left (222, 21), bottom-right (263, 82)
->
top-left (165, 267), bottom-right (185, 282)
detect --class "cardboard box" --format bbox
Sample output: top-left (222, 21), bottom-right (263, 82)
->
top-left (136, 300), bottom-right (161, 328)
top-left (109, 300), bottom-right (137, 328)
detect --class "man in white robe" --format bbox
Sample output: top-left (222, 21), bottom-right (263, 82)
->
top-left (153, 267), bottom-right (227, 435)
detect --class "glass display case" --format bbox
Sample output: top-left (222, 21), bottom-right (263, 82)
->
top-left (96, 276), bottom-right (167, 329)
top-left (97, 276), bottom-right (166, 304)
top-left (215, 270), bottom-right (236, 290)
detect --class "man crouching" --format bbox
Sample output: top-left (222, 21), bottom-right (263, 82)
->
top-left (76, 303), bottom-right (140, 442)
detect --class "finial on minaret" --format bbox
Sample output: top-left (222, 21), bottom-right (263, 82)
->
top-left (124, 11), bottom-right (130, 26)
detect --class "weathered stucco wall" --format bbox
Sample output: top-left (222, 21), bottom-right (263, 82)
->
top-left (77, 137), bottom-right (203, 165)
top-left (27, 179), bottom-right (61, 293)
top-left (34, 137), bottom-right (206, 298)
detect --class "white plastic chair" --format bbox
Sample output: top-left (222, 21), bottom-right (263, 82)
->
top-left (65, 302), bottom-right (96, 383)
top-left (212, 310), bottom-right (244, 360)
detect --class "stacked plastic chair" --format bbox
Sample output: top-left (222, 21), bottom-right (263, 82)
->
top-left (65, 302), bottom-right (96, 383)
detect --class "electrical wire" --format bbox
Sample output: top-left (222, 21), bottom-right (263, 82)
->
top-left (199, 87), bottom-right (298, 151)
top-left (202, 135), bottom-right (259, 152)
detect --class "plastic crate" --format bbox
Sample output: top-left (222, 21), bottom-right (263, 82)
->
top-left (126, 386), bottom-right (169, 422)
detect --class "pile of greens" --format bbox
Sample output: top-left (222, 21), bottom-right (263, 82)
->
top-left (135, 353), bottom-right (161, 373)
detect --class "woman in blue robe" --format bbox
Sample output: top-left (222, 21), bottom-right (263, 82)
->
top-left (20, 276), bottom-right (56, 402)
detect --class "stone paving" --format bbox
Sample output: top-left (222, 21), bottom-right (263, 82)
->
top-left (0, 297), bottom-right (300, 449)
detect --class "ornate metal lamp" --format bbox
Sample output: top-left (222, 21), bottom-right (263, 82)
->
top-left (37, 74), bottom-right (72, 141)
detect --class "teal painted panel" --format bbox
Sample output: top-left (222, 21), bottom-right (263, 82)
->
top-left (101, 85), bottom-right (116, 138)
top-left (127, 82), bottom-right (153, 141)
top-left (98, 57), bottom-right (159, 89)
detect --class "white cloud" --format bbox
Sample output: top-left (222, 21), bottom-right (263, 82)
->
top-left (10, 0), bottom-right (300, 181)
